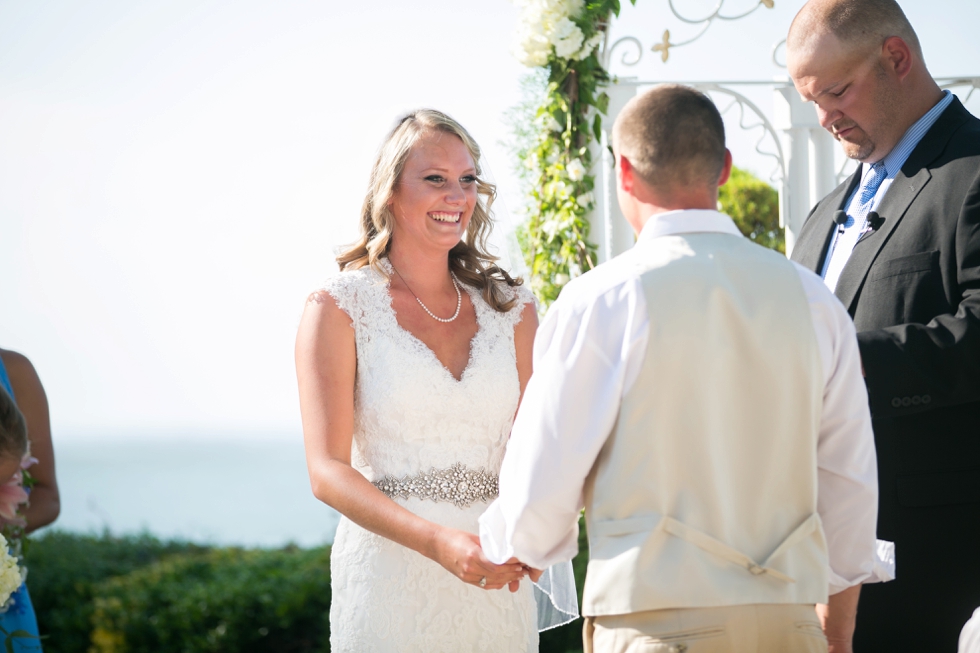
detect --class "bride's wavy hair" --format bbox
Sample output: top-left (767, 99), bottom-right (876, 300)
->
top-left (336, 109), bottom-right (523, 313)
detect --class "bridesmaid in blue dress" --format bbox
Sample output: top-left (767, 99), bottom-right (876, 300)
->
top-left (0, 349), bottom-right (61, 652)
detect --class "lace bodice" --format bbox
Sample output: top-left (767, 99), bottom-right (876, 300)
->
top-left (318, 259), bottom-right (534, 482)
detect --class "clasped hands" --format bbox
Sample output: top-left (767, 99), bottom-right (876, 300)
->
top-left (434, 528), bottom-right (542, 592)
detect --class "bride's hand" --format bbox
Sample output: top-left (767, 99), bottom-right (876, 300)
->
top-left (432, 528), bottom-right (526, 590)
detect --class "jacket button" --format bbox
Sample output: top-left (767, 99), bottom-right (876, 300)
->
top-left (891, 398), bottom-right (902, 408)
top-left (901, 397), bottom-right (912, 407)
top-left (912, 395), bottom-right (922, 405)
top-left (923, 394), bottom-right (931, 404)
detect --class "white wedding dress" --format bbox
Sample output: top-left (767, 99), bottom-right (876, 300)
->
top-left (319, 259), bottom-right (539, 653)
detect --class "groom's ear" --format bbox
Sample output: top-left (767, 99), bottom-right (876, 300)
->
top-left (617, 154), bottom-right (636, 194)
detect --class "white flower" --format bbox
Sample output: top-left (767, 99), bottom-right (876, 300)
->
top-left (568, 263), bottom-right (583, 278)
top-left (573, 32), bottom-right (603, 61)
top-left (511, 0), bottom-right (587, 67)
top-left (548, 180), bottom-right (569, 199)
top-left (566, 158), bottom-right (586, 181)
top-left (0, 534), bottom-right (24, 609)
top-left (554, 273), bottom-right (570, 286)
top-left (550, 18), bottom-right (584, 58)
top-left (539, 113), bottom-right (564, 133)
top-left (576, 191), bottom-right (595, 208)
top-left (541, 219), bottom-right (561, 239)
top-left (545, 145), bottom-right (561, 165)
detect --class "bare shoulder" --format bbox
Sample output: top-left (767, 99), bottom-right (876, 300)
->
top-left (513, 291), bottom-right (539, 349)
top-left (0, 348), bottom-right (40, 383)
top-left (516, 301), bottom-right (539, 332)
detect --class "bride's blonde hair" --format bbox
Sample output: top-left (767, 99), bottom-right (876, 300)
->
top-left (336, 109), bottom-right (523, 313)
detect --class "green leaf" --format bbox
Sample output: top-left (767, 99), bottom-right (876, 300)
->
top-left (595, 92), bottom-right (610, 115)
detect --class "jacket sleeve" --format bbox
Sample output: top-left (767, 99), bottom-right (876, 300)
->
top-left (858, 169), bottom-right (980, 416)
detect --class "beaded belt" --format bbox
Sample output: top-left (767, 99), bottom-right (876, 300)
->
top-left (373, 463), bottom-right (499, 508)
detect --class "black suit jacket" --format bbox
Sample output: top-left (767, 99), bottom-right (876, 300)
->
top-left (791, 97), bottom-right (980, 651)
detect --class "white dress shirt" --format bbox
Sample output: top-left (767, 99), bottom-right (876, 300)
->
top-left (480, 209), bottom-right (880, 595)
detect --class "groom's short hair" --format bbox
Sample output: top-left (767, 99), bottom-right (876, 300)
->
top-left (613, 85), bottom-right (726, 193)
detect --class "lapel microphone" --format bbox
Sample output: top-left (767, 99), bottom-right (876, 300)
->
top-left (866, 211), bottom-right (884, 231)
top-left (833, 210), bottom-right (848, 237)
top-left (857, 211), bottom-right (885, 243)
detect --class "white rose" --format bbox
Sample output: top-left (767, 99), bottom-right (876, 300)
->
top-left (551, 19), bottom-right (584, 59)
top-left (0, 536), bottom-right (23, 609)
top-left (541, 219), bottom-right (561, 239)
top-left (576, 191), bottom-right (594, 208)
top-left (566, 158), bottom-right (586, 181)
top-left (573, 32), bottom-right (603, 60)
top-left (554, 0), bottom-right (584, 18)
top-left (554, 273), bottom-right (570, 286)
top-left (568, 262), bottom-right (583, 278)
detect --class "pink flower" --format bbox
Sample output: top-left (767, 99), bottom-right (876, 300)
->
top-left (0, 453), bottom-right (35, 526)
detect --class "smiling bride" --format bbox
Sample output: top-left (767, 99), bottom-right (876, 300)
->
top-left (295, 110), bottom-right (544, 651)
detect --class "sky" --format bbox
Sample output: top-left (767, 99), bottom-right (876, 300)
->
top-left (2, 0), bottom-right (979, 441)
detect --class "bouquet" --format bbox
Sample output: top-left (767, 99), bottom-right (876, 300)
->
top-left (0, 535), bottom-right (22, 611)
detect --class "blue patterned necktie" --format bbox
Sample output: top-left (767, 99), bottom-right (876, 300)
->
top-left (854, 162), bottom-right (887, 226)
top-left (822, 162), bottom-right (888, 291)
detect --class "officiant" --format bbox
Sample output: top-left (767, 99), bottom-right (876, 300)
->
top-left (786, 0), bottom-right (980, 648)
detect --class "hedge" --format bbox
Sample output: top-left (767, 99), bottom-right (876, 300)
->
top-left (90, 547), bottom-right (330, 653)
top-left (25, 521), bottom-right (589, 653)
top-left (28, 532), bottom-right (208, 653)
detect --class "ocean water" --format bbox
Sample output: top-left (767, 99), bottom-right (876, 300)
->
top-left (47, 436), bottom-right (341, 548)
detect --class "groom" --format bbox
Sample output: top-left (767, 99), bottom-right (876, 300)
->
top-left (480, 85), bottom-right (879, 652)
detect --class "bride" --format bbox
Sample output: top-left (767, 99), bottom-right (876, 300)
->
top-left (296, 109), bottom-right (542, 651)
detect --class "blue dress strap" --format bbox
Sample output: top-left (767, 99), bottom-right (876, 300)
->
top-left (0, 355), bottom-right (13, 396)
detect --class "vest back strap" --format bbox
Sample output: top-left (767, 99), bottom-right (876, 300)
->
top-left (662, 513), bottom-right (822, 585)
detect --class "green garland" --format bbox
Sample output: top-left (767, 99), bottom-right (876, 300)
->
top-left (511, 0), bottom-right (636, 305)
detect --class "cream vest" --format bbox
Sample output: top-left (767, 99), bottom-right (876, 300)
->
top-left (582, 232), bottom-right (828, 616)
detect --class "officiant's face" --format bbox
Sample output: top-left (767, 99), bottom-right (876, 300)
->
top-left (389, 130), bottom-right (478, 252)
top-left (789, 32), bottom-right (900, 163)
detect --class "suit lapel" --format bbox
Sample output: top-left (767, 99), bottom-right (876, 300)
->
top-left (793, 171), bottom-right (860, 273)
top-left (833, 99), bottom-right (971, 312)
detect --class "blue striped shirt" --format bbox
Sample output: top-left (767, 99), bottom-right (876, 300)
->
top-left (821, 90), bottom-right (954, 285)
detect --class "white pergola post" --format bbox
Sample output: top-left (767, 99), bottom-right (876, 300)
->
top-left (773, 85), bottom-right (837, 257)
top-left (590, 81), bottom-right (639, 264)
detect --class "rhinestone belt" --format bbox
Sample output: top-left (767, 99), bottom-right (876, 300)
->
top-left (373, 463), bottom-right (499, 508)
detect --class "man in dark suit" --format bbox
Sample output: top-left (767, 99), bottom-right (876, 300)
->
top-left (786, 0), bottom-right (980, 650)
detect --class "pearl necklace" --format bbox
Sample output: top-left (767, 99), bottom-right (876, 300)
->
top-left (391, 264), bottom-right (462, 323)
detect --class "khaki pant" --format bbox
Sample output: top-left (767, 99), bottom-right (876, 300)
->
top-left (583, 604), bottom-right (828, 653)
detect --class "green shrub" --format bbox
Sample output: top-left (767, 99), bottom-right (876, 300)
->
top-left (89, 546), bottom-right (330, 653)
top-left (28, 529), bottom-right (584, 653)
top-left (28, 531), bottom-right (209, 653)
top-left (719, 166), bottom-right (784, 254)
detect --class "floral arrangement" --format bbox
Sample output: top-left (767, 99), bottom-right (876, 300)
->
top-left (0, 452), bottom-right (35, 558)
top-left (0, 450), bottom-right (35, 612)
top-left (0, 534), bottom-right (23, 610)
top-left (510, 0), bottom-right (635, 305)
